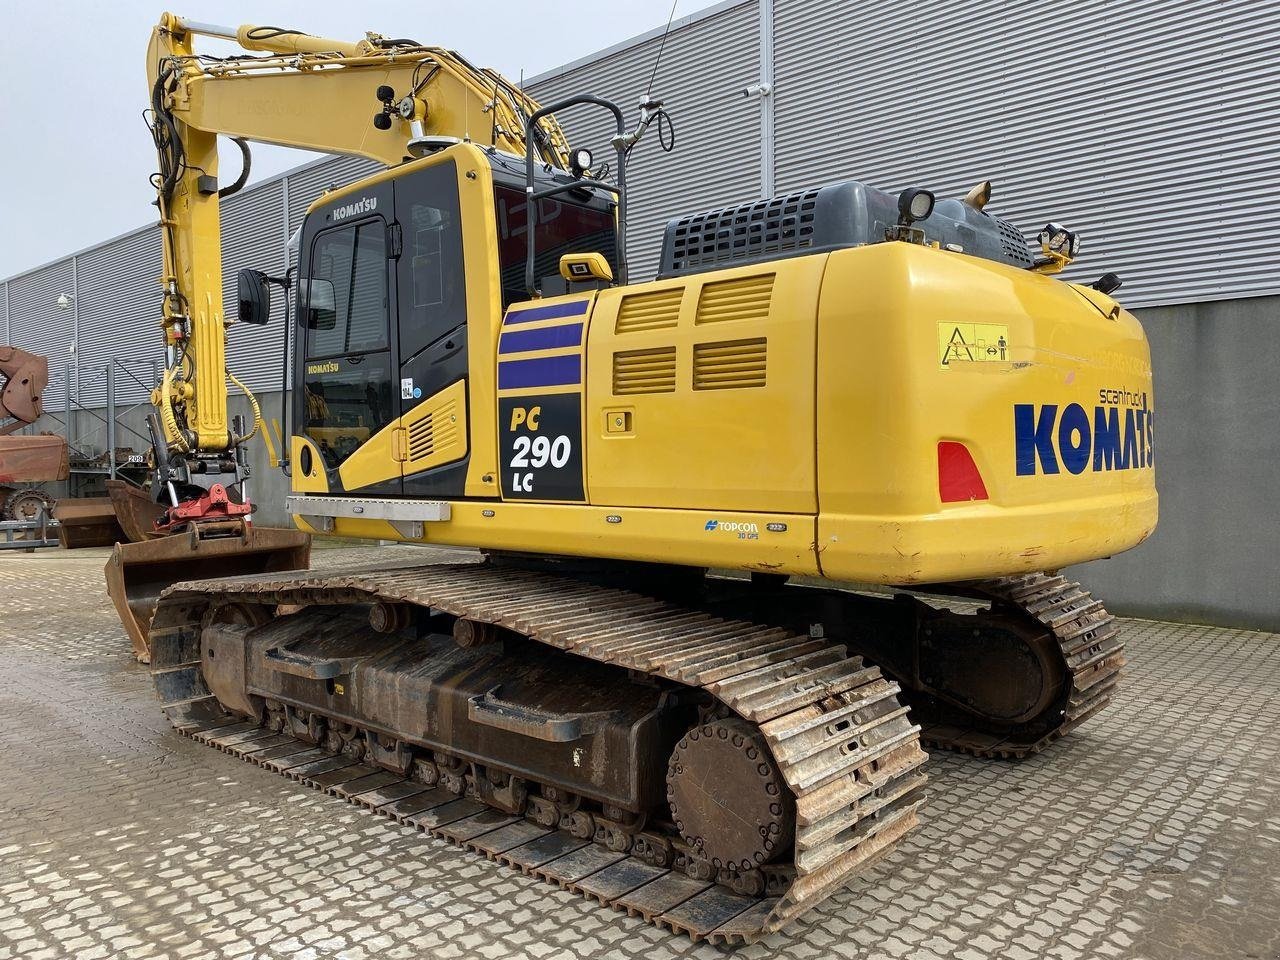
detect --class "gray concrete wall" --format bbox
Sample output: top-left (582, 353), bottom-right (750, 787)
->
top-left (1070, 294), bottom-right (1280, 632)
top-left (25, 294), bottom-right (1279, 631)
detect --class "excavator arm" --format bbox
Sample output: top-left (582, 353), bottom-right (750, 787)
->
top-left (145, 11), bottom-right (569, 465)
top-left (109, 12), bottom-right (579, 661)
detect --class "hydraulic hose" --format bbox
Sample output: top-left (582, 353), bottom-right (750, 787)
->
top-left (228, 370), bottom-right (262, 444)
top-left (160, 366), bottom-right (261, 449)
top-left (159, 365), bottom-right (191, 453)
top-left (219, 138), bottom-right (252, 198)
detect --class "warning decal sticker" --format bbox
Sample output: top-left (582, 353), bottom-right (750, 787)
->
top-left (938, 323), bottom-right (1010, 368)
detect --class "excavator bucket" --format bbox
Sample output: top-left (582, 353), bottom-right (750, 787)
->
top-left (53, 497), bottom-right (126, 549)
top-left (105, 479), bottom-right (167, 542)
top-left (106, 525), bottom-right (311, 662)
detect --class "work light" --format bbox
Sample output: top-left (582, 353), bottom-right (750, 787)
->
top-left (1039, 222), bottom-right (1081, 258)
top-left (897, 188), bottom-right (935, 225)
top-left (571, 147), bottom-right (594, 177)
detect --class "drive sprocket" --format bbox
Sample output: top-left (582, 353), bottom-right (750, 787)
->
top-left (1, 487), bottom-right (52, 521)
top-left (667, 717), bottom-right (794, 873)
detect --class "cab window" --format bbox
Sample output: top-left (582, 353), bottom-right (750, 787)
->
top-left (301, 219), bottom-right (393, 468)
top-left (493, 184), bottom-right (618, 308)
top-left (305, 220), bottom-right (388, 358)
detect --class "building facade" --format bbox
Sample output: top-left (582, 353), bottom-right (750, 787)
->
top-left (4, 0), bottom-right (1277, 628)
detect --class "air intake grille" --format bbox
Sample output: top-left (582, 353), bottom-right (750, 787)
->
top-left (407, 398), bottom-right (460, 461)
top-left (696, 274), bottom-right (775, 324)
top-left (667, 189), bottom-right (820, 272)
top-left (997, 218), bottom-right (1033, 266)
top-left (616, 288), bottom-right (683, 333)
top-left (693, 338), bottom-right (767, 391)
top-left (613, 347), bottom-right (677, 395)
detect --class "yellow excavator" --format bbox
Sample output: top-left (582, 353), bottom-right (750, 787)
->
top-left (109, 12), bottom-right (1157, 942)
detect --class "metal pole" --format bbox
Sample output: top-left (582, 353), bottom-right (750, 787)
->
top-left (71, 255), bottom-right (81, 401)
top-left (64, 361), bottom-right (72, 453)
top-left (3, 280), bottom-right (9, 343)
top-left (758, 0), bottom-right (776, 198)
top-left (280, 175), bottom-right (293, 467)
top-left (106, 361), bottom-right (117, 480)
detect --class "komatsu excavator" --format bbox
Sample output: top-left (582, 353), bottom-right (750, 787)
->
top-left (110, 12), bottom-right (1157, 942)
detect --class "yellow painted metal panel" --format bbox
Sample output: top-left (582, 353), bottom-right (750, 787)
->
top-left (316, 501), bottom-right (820, 576)
top-left (584, 258), bottom-right (823, 513)
top-left (336, 379), bottom-right (469, 490)
top-left (450, 145), bottom-right (505, 499)
top-left (289, 436), bottom-right (331, 494)
top-left (403, 379), bottom-right (468, 475)
top-left (813, 243), bottom-right (1157, 584)
top-left (337, 420), bottom-right (400, 491)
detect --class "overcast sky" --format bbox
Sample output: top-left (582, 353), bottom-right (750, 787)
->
top-left (0, 0), bottom-right (710, 278)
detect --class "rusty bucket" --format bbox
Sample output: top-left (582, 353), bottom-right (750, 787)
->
top-left (105, 524), bottom-right (311, 662)
top-left (53, 497), bottom-right (127, 549)
top-left (105, 479), bottom-right (167, 542)
top-left (0, 434), bottom-right (68, 482)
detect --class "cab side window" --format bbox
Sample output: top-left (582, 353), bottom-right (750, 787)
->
top-left (301, 219), bottom-right (393, 469)
top-left (397, 163), bottom-right (466, 361)
top-left (306, 221), bottom-right (388, 357)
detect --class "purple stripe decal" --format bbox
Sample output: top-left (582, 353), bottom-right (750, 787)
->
top-left (498, 354), bottom-right (582, 390)
top-left (499, 323), bottom-right (584, 355)
top-left (503, 300), bottom-right (590, 325)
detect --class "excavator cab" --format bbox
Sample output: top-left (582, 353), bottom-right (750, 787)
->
top-left (286, 143), bottom-right (621, 507)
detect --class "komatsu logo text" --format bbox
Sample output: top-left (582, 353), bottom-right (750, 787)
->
top-left (1015, 390), bottom-right (1154, 476)
top-left (331, 196), bottom-right (377, 221)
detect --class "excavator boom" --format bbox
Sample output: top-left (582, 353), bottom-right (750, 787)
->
top-left (113, 13), bottom-right (572, 652)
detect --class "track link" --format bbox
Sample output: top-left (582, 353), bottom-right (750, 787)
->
top-left (917, 572), bottom-right (1126, 759)
top-left (149, 562), bottom-right (928, 943)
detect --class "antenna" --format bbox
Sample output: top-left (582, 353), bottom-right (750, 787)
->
top-left (646, 0), bottom-right (679, 98)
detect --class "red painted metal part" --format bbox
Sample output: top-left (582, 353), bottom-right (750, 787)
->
top-left (156, 483), bottom-right (252, 532)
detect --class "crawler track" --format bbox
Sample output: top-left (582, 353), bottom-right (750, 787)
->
top-left (918, 572), bottom-right (1126, 759)
top-left (149, 563), bottom-right (928, 944)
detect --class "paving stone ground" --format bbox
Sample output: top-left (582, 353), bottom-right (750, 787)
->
top-left (1, 544), bottom-right (1277, 960)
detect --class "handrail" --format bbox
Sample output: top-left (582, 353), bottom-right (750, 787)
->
top-left (523, 95), bottom-right (629, 297)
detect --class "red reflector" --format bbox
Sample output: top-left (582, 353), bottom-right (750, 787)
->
top-left (938, 441), bottom-right (989, 503)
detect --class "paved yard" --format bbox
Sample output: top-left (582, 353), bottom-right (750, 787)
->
top-left (1, 545), bottom-right (1277, 960)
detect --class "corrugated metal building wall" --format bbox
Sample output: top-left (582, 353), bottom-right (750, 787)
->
top-left (768, 0), bottom-right (1279, 305)
top-left (4, 0), bottom-right (1275, 391)
top-left (528, 1), bottom-right (764, 281)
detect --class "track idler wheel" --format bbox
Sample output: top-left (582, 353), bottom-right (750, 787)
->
top-left (666, 718), bottom-right (795, 874)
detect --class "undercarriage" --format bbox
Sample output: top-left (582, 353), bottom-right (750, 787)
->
top-left (148, 558), bottom-right (1121, 941)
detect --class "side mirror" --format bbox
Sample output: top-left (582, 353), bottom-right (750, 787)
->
top-left (297, 278), bottom-right (338, 330)
top-left (237, 268), bottom-right (271, 325)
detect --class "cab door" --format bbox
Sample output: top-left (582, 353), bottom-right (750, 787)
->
top-left (297, 183), bottom-right (400, 497)
top-left (393, 158), bottom-right (471, 498)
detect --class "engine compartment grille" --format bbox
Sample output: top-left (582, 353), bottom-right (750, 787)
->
top-left (613, 347), bottom-right (678, 395)
top-left (693, 338), bottom-right (767, 391)
top-left (616, 288), bottom-right (683, 334)
top-left (665, 190), bottom-right (820, 274)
